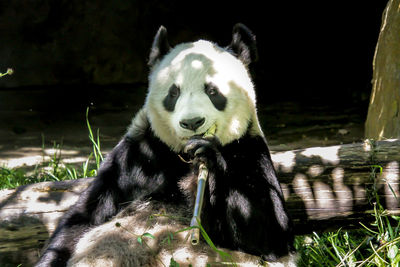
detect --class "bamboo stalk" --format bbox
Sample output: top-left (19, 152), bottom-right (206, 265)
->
top-left (189, 162), bottom-right (209, 245)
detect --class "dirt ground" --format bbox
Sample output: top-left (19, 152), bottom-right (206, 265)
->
top-left (0, 87), bottom-right (367, 172)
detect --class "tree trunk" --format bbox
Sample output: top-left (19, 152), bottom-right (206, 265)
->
top-left (0, 140), bottom-right (399, 265)
top-left (365, 0), bottom-right (400, 139)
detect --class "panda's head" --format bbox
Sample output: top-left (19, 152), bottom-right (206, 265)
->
top-left (144, 24), bottom-right (263, 152)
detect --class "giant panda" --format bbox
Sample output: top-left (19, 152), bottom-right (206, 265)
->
top-left (36, 24), bottom-right (296, 267)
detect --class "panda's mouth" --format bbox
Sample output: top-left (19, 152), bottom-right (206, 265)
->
top-left (176, 121), bottom-right (217, 141)
top-left (178, 128), bottom-right (216, 142)
top-left (177, 129), bottom-right (206, 140)
top-left (179, 132), bottom-right (204, 141)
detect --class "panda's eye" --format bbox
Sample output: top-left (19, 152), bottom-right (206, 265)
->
top-left (204, 83), bottom-right (227, 111)
top-left (168, 84), bottom-right (180, 98)
top-left (163, 84), bottom-right (180, 112)
top-left (205, 84), bottom-right (218, 96)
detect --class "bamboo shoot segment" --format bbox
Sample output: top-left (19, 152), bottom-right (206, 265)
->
top-left (190, 124), bottom-right (216, 245)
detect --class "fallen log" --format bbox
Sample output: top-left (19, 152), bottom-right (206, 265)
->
top-left (0, 139), bottom-right (399, 264)
top-left (0, 178), bottom-right (93, 254)
top-left (272, 139), bottom-right (400, 233)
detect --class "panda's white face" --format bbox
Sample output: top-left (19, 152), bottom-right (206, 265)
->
top-left (145, 40), bottom-right (262, 152)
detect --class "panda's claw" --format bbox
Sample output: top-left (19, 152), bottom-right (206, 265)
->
top-left (194, 146), bottom-right (206, 156)
top-left (184, 136), bottom-right (219, 159)
top-left (184, 139), bottom-right (208, 157)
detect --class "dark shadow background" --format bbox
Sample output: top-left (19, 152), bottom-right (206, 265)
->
top-left (0, 1), bottom-right (387, 104)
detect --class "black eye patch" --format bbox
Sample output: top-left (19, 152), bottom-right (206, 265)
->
top-left (163, 84), bottom-right (180, 112)
top-left (204, 83), bottom-right (227, 111)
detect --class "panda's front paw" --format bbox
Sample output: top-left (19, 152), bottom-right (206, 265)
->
top-left (184, 136), bottom-right (224, 169)
top-left (184, 135), bottom-right (220, 158)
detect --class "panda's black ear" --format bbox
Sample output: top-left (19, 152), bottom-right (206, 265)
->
top-left (227, 23), bottom-right (258, 65)
top-left (148, 25), bottom-right (171, 67)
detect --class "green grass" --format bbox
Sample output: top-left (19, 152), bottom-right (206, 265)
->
top-left (0, 138), bottom-right (79, 189)
top-left (295, 210), bottom-right (400, 267)
top-left (0, 167), bottom-right (31, 189)
top-left (0, 108), bottom-right (102, 189)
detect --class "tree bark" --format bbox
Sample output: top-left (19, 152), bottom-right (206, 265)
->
top-left (365, 0), bottom-right (400, 139)
top-left (0, 140), bottom-right (399, 263)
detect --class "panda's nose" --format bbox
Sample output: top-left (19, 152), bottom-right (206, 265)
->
top-left (179, 117), bottom-right (205, 131)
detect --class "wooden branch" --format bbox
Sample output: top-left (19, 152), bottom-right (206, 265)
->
top-left (0, 140), bottom-right (399, 258)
